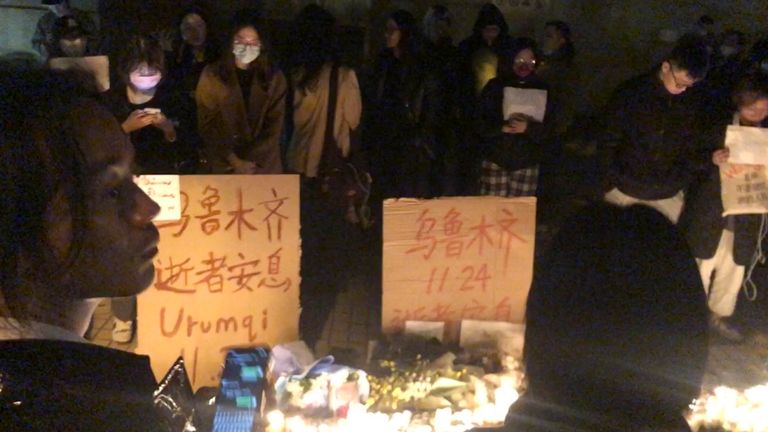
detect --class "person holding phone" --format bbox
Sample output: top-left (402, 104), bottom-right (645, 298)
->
top-left (101, 35), bottom-right (196, 343)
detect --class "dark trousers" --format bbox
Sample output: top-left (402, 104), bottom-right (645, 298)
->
top-left (299, 180), bottom-right (359, 349)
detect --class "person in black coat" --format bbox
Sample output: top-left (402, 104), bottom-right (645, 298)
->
top-left (0, 65), bottom-right (164, 431)
top-left (600, 34), bottom-right (711, 223)
top-left (679, 74), bottom-right (768, 342)
top-left (455, 3), bottom-right (514, 195)
top-left (477, 37), bottom-right (550, 197)
top-left (497, 203), bottom-right (708, 432)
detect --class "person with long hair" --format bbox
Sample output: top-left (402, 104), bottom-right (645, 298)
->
top-left (284, 4), bottom-right (364, 350)
top-left (196, 8), bottom-right (286, 174)
top-left (368, 9), bottom-right (433, 198)
top-left (0, 65), bottom-right (163, 431)
top-left (169, 5), bottom-right (219, 99)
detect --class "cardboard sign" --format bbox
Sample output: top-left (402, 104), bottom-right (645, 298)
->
top-left (503, 87), bottom-right (547, 122)
top-left (720, 164), bottom-right (768, 215)
top-left (136, 175), bottom-right (300, 389)
top-left (382, 197), bottom-right (536, 337)
top-left (48, 55), bottom-right (110, 92)
top-left (725, 125), bottom-right (768, 166)
top-left (135, 175), bottom-right (181, 222)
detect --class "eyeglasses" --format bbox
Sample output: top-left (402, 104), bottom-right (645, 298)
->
top-left (514, 58), bottom-right (537, 66)
top-left (233, 37), bottom-right (261, 47)
top-left (669, 65), bottom-right (697, 90)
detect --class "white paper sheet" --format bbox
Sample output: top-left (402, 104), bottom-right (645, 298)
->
top-left (134, 175), bottom-right (181, 221)
top-left (725, 125), bottom-right (768, 166)
top-left (48, 55), bottom-right (110, 92)
top-left (404, 320), bottom-right (445, 342)
top-left (503, 87), bottom-right (548, 122)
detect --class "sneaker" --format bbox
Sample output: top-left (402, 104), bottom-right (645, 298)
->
top-left (709, 314), bottom-right (744, 343)
top-left (112, 318), bottom-right (135, 344)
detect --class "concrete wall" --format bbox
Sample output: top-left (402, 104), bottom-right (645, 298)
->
top-left (0, 0), bottom-right (97, 56)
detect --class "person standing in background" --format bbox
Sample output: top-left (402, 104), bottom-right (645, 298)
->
top-left (196, 8), bottom-right (286, 174)
top-left (537, 20), bottom-right (580, 138)
top-left (456, 3), bottom-right (514, 195)
top-left (33, 0), bottom-right (97, 59)
top-left (477, 38), bottom-right (550, 197)
top-left (600, 35), bottom-right (710, 223)
top-left (421, 4), bottom-right (460, 196)
top-left (679, 75), bottom-right (768, 343)
top-left (284, 4), bottom-right (365, 350)
top-left (368, 10), bottom-right (432, 198)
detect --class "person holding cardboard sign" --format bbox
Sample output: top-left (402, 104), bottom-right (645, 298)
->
top-left (0, 66), bottom-right (164, 430)
top-left (477, 37), bottom-right (550, 197)
top-left (679, 74), bottom-right (768, 342)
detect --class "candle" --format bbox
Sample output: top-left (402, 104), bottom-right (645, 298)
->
top-left (266, 410), bottom-right (286, 432)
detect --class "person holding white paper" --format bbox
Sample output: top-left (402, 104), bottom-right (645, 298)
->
top-left (477, 37), bottom-right (550, 197)
top-left (679, 75), bottom-right (768, 342)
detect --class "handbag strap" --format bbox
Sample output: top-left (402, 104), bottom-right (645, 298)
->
top-left (320, 63), bottom-right (343, 175)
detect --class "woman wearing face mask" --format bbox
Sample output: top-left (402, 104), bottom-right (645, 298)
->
top-left (101, 36), bottom-right (194, 343)
top-left (477, 37), bottom-right (551, 197)
top-left (196, 8), bottom-right (286, 174)
top-left (103, 36), bottom-right (195, 175)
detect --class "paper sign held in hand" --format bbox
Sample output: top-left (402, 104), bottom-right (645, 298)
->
top-left (503, 87), bottom-right (547, 122)
top-left (725, 125), bottom-right (768, 166)
top-left (134, 175), bottom-right (181, 222)
top-left (720, 164), bottom-right (768, 216)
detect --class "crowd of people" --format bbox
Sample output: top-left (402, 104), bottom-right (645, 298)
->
top-left (2, 1), bottom-right (768, 430)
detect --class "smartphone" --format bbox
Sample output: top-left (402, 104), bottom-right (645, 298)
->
top-left (143, 108), bottom-right (162, 115)
top-left (212, 347), bottom-right (270, 432)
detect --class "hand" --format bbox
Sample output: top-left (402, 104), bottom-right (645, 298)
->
top-left (507, 117), bottom-right (529, 134)
top-left (122, 109), bottom-right (154, 133)
top-left (148, 112), bottom-right (177, 142)
top-left (712, 148), bottom-right (730, 166)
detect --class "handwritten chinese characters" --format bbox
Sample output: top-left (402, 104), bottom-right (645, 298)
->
top-left (136, 175), bottom-right (300, 389)
top-left (720, 164), bottom-right (768, 215)
top-left (382, 197), bottom-right (536, 335)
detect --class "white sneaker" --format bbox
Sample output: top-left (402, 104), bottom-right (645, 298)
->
top-left (112, 318), bottom-right (134, 344)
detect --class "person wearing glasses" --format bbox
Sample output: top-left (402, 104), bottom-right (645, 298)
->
top-left (196, 8), bottom-right (286, 174)
top-left (600, 34), bottom-right (710, 223)
top-left (477, 37), bottom-right (551, 197)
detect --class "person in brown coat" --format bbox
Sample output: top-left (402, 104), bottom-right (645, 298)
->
top-left (196, 8), bottom-right (286, 174)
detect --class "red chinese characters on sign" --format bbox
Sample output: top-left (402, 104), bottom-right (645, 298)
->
top-left (405, 208), bottom-right (526, 262)
top-left (157, 185), bottom-right (290, 240)
top-left (154, 249), bottom-right (292, 295)
top-left (387, 200), bottom-right (534, 331)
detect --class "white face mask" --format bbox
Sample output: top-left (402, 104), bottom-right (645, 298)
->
top-left (720, 46), bottom-right (737, 58)
top-left (60, 38), bottom-right (86, 57)
top-left (130, 73), bottom-right (162, 91)
top-left (233, 43), bottom-right (260, 64)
